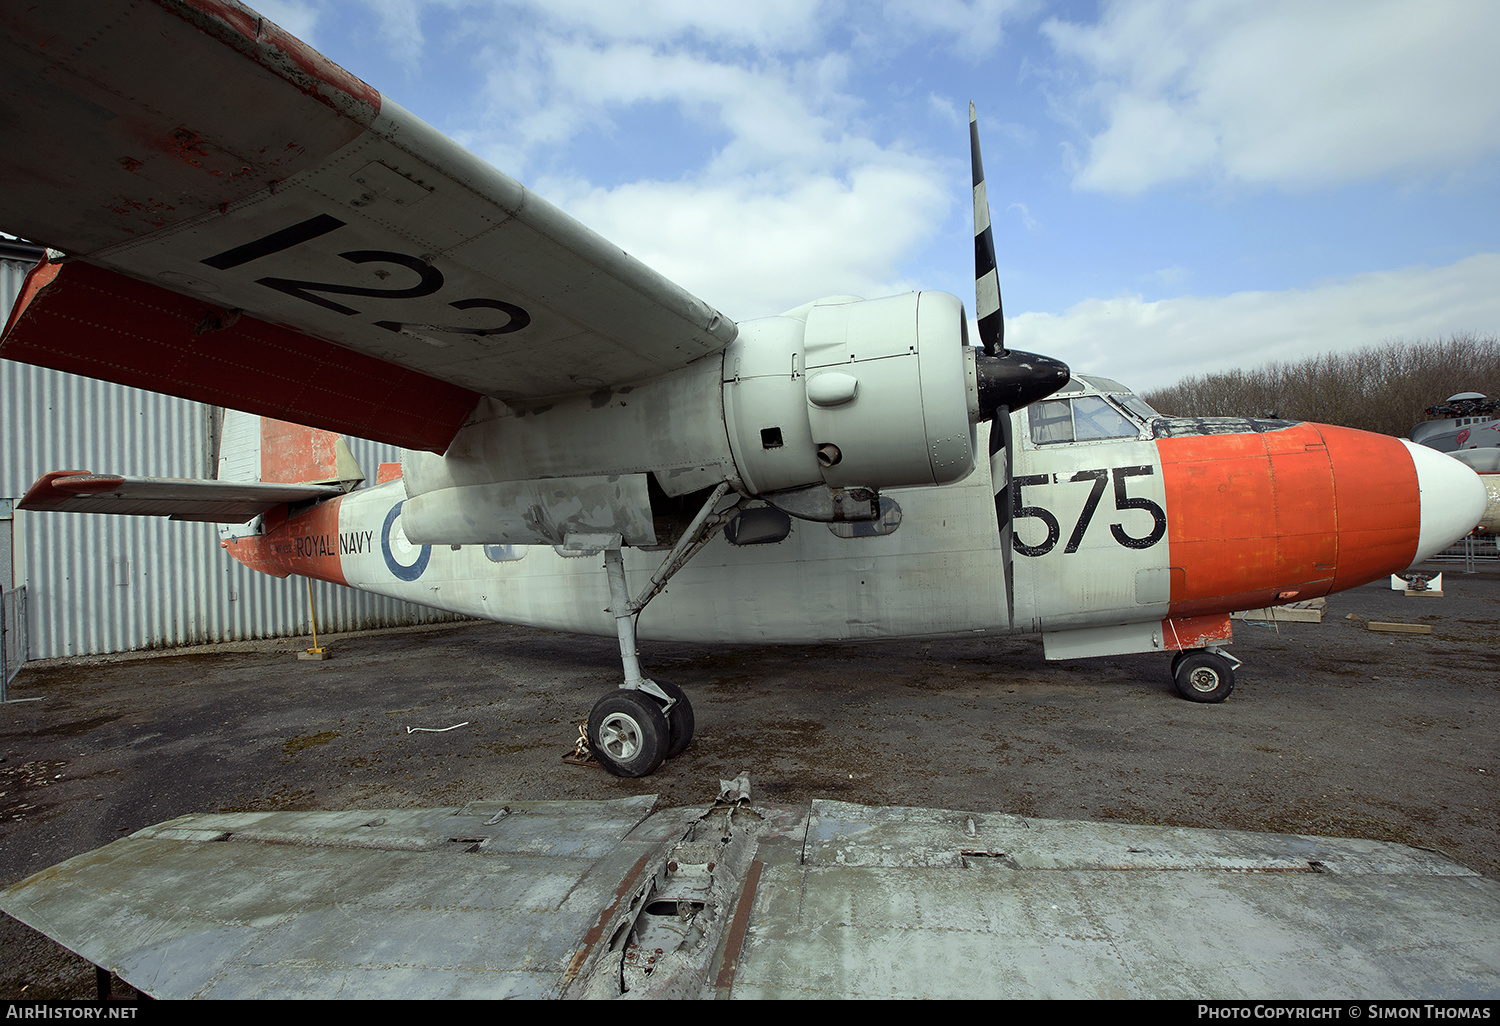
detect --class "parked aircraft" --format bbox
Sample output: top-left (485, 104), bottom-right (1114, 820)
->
top-left (1412, 393), bottom-right (1500, 534)
top-left (1412, 393), bottom-right (1500, 451)
top-left (1, 1), bottom-right (1487, 777)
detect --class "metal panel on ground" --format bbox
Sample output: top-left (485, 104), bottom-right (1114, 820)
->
top-left (3, 796), bottom-right (1496, 999)
top-left (1, 257), bottom-right (461, 658)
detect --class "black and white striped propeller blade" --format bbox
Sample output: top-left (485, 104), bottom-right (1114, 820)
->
top-left (967, 102), bottom-right (1069, 420)
top-left (970, 101), bottom-right (1004, 358)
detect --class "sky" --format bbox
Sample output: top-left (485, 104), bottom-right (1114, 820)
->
top-left (252, 0), bottom-right (1500, 392)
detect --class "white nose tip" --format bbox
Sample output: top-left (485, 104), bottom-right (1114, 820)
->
top-left (1403, 440), bottom-right (1488, 563)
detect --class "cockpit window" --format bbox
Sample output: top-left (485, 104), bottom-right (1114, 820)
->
top-left (1029, 399), bottom-right (1074, 444)
top-left (1073, 395), bottom-right (1141, 440)
top-left (1029, 395), bottom-right (1143, 444)
top-left (1078, 374), bottom-right (1132, 393)
top-left (1114, 394), bottom-right (1160, 422)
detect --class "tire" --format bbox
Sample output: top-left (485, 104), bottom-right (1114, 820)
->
top-left (588, 691), bottom-right (670, 777)
top-left (652, 679), bottom-right (695, 759)
top-left (1170, 650), bottom-right (1188, 679)
top-left (1172, 650), bottom-right (1234, 703)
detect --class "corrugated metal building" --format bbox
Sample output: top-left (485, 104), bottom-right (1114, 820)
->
top-left (1, 253), bottom-right (461, 661)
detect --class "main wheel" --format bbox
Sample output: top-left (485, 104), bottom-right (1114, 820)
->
top-left (1172, 650), bottom-right (1234, 703)
top-left (652, 679), bottom-right (695, 759)
top-left (588, 691), bottom-right (670, 777)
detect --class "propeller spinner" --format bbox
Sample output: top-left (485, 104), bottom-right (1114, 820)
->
top-left (968, 101), bottom-right (1069, 419)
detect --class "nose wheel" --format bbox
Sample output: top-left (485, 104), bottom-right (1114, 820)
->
top-left (1170, 648), bottom-right (1237, 703)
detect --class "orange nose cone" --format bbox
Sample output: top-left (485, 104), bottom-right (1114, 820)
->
top-left (1157, 422), bottom-right (1426, 617)
top-left (1318, 425), bottom-right (1421, 592)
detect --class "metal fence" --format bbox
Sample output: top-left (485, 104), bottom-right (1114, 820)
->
top-left (1427, 534), bottom-right (1499, 571)
top-left (1, 585), bottom-right (25, 698)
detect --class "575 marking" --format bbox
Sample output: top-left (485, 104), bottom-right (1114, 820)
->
top-left (1012, 465), bottom-right (1166, 557)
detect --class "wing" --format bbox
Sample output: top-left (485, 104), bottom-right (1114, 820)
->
top-left (0, 1), bottom-right (736, 452)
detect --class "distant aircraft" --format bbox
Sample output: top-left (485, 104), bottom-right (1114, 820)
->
top-left (1, 1), bottom-right (1487, 776)
top-left (1412, 393), bottom-right (1500, 534)
top-left (1412, 392), bottom-right (1500, 453)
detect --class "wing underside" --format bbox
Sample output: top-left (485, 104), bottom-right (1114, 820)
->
top-left (0, 0), bottom-right (737, 452)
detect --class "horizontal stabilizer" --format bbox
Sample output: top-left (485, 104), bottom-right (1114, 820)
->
top-left (20, 470), bottom-right (341, 524)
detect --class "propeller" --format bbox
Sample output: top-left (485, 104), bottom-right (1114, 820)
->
top-left (968, 102), bottom-right (1069, 630)
top-left (968, 101), bottom-right (1069, 420)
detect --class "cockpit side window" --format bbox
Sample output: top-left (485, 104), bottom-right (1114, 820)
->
top-left (1029, 395), bottom-right (1143, 444)
top-left (1029, 399), bottom-right (1074, 444)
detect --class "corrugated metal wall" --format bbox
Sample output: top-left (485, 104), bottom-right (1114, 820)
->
top-left (1, 257), bottom-right (461, 658)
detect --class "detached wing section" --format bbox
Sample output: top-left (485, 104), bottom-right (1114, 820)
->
top-left (20, 470), bottom-right (341, 524)
top-left (0, 0), bottom-right (736, 452)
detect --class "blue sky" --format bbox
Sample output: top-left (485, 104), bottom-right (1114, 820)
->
top-left (257, 0), bottom-right (1500, 392)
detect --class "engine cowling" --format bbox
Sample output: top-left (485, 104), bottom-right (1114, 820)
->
top-left (723, 292), bottom-right (977, 496)
top-left (398, 290), bottom-right (999, 546)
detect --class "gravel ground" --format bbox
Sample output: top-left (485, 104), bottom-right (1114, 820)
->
top-left (2, 560), bottom-right (1496, 999)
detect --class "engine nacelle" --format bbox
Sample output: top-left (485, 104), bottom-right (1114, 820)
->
top-left (723, 292), bottom-right (977, 496)
top-left (398, 290), bottom-right (982, 546)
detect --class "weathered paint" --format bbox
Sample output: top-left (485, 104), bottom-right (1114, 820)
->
top-left (171, 0), bottom-right (383, 119)
top-left (197, 411), bottom-right (1459, 655)
top-left (259, 418), bottom-right (351, 484)
top-left (0, 0), bottom-right (737, 411)
top-left (223, 498), bottom-right (348, 585)
top-left (1158, 422), bottom-right (1420, 618)
top-left (5, 798), bottom-right (1497, 999)
top-left (1161, 613), bottom-right (1233, 652)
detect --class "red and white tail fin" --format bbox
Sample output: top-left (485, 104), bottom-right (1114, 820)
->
top-left (218, 412), bottom-right (365, 487)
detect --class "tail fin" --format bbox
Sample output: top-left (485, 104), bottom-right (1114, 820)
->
top-left (218, 412), bottom-right (365, 487)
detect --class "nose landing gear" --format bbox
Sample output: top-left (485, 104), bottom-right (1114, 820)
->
top-left (1170, 647), bottom-right (1239, 703)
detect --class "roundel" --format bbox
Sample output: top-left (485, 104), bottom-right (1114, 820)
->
top-left (381, 501), bottom-right (431, 581)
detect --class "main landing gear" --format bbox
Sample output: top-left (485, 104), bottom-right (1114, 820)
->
top-left (578, 484), bottom-right (737, 777)
top-left (1170, 647), bottom-right (1240, 703)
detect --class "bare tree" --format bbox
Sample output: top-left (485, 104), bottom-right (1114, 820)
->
top-left (1142, 333), bottom-right (1500, 437)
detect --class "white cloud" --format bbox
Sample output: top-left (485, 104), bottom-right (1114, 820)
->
top-left (1045, 0), bottom-right (1500, 192)
top-left (548, 162), bottom-right (951, 320)
top-left (421, 3), bottom-right (966, 318)
top-left (498, 0), bottom-right (824, 50)
top-left (880, 0), bottom-right (1034, 58)
top-left (1009, 254), bottom-right (1500, 391)
top-left (254, 0), bottom-right (323, 44)
top-left (360, 0), bottom-right (428, 68)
